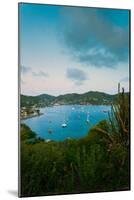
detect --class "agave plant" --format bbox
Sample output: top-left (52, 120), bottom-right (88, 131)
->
top-left (94, 83), bottom-right (130, 149)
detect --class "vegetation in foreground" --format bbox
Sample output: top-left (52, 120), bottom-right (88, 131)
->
top-left (20, 87), bottom-right (130, 197)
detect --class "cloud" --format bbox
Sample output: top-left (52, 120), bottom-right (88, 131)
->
top-left (21, 65), bottom-right (31, 74)
top-left (21, 65), bottom-right (48, 78)
top-left (32, 71), bottom-right (48, 77)
top-left (60, 8), bottom-right (129, 68)
top-left (78, 48), bottom-right (117, 67)
top-left (66, 68), bottom-right (88, 85)
top-left (120, 76), bottom-right (129, 82)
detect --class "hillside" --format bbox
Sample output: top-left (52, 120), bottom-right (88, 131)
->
top-left (20, 89), bottom-right (130, 196)
top-left (55, 91), bottom-right (116, 105)
top-left (20, 91), bottom-right (129, 107)
top-left (21, 94), bottom-right (55, 107)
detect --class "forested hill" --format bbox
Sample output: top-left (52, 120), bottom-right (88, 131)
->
top-left (21, 91), bottom-right (129, 107)
top-left (21, 94), bottom-right (55, 107)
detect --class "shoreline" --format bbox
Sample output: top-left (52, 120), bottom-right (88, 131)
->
top-left (21, 113), bottom-right (43, 120)
top-left (38, 103), bottom-right (112, 108)
top-left (20, 104), bottom-right (111, 120)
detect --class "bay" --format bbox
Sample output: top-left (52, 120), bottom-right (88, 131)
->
top-left (21, 105), bottom-right (111, 141)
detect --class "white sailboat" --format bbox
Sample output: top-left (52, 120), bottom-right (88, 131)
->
top-left (72, 107), bottom-right (75, 110)
top-left (61, 107), bottom-right (67, 128)
top-left (86, 112), bottom-right (90, 124)
top-left (61, 123), bottom-right (67, 128)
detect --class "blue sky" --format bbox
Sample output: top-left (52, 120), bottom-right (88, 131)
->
top-left (19, 3), bottom-right (130, 96)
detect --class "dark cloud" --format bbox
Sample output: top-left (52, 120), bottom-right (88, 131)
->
top-left (32, 71), bottom-right (48, 77)
top-left (60, 8), bottom-right (129, 67)
top-left (78, 48), bottom-right (118, 68)
top-left (66, 68), bottom-right (88, 85)
top-left (21, 65), bottom-right (31, 74)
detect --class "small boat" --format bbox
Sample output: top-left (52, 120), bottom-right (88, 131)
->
top-left (61, 123), bottom-right (67, 128)
top-left (48, 129), bottom-right (53, 134)
top-left (86, 119), bottom-right (90, 123)
top-left (102, 110), bottom-right (108, 113)
top-left (86, 113), bottom-right (90, 124)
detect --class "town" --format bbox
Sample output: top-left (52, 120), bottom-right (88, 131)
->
top-left (20, 106), bottom-right (42, 119)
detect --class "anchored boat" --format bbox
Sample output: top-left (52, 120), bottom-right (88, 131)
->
top-left (61, 123), bottom-right (67, 128)
top-left (86, 112), bottom-right (90, 124)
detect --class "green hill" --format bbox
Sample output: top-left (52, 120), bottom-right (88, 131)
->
top-left (21, 91), bottom-right (129, 107)
top-left (21, 94), bottom-right (55, 107)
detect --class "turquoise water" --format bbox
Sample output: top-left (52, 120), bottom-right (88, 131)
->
top-left (21, 105), bottom-right (111, 141)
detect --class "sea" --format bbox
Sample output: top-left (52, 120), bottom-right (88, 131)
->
top-left (21, 105), bottom-right (111, 141)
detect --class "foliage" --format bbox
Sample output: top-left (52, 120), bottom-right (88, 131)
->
top-left (20, 85), bottom-right (130, 197)
top-left (94, 85), bottom-right (130, 149)
top-left (20, 124), bottom-right (44, 143)
top-left (20, 124), bottom-right (129, 196)
top-left (21, 91), bottom-right (129, 107)
top-left (20, 124), bottom-right (37, 141)
top-left (21, 94), bottom-right (55, 107)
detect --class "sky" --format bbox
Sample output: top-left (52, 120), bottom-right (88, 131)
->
top-left (19, 3), bottom-right (130, 96)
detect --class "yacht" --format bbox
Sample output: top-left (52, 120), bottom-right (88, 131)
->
top-left (61, 123), bottom-right (67, 128)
